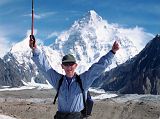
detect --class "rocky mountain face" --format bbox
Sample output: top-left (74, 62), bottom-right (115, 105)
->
top-left (0, 52), bottom-right (47, 88)
top-left (93, 35), bottom-right (160, 94)
top-left (0, 54), bottom-right (23, 87)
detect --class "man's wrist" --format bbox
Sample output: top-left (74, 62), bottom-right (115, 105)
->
top-left (110, 50), bottom-right (116, 54)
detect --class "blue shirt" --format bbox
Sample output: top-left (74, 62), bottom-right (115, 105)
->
top-left (32, 48), bottom-right (114, 112)
top-left (66, 76), bottom-right (72, 86)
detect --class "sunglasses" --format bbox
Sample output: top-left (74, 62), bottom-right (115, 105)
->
top-left (62, 63), bottom-right (75, 66)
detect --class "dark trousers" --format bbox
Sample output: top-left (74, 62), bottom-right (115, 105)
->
top-left (54, 111), bottom-right (82, 119)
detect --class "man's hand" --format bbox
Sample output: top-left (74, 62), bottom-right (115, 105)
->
top-left (112, 41), bottom-right (119, 54)
top-left (29, 35), bottom-right (36, 50)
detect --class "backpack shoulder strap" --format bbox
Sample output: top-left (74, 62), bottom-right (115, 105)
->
top-left (76, 74), bottom-right (84, 92)
top-left (76, 75), bottom-right (87, 114)
top-left (53, 75), bottom-right (64, 104)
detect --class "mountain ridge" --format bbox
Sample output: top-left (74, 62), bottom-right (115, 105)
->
top-left (94, 35), bottom-right (160, 94)
top-left (0, 10), bottom-right (154, 90)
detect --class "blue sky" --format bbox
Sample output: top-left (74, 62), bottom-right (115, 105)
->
top-left (0, 0), bottom-right (160, 57)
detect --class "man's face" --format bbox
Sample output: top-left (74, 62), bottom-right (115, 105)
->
top-left (61, 63), bottom-right (78, 77)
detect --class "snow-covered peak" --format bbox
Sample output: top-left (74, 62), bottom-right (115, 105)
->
top-left (10, 36), bottom-right (30, 53)
top-left (9, 35), bottom-right (32, 64)
top-left (50, 11), bottom-right (153, 73)
top-left (10, 30), bottom-right (37, 54)
top-left (68, 10), bottom-right (103, 32)
top-left (87, 10), bottom-right (98, 17)
top-left (81, 10), bottom-right (102, 24)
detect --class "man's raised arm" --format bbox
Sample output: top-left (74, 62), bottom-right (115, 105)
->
top-left (29, 35), bottom-right (62, 89)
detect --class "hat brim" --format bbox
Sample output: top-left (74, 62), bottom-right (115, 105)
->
top-left (62, 60), bottom-right (76, 64)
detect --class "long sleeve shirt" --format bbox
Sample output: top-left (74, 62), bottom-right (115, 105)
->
top-left (32, 48), bottom-right (115, 112)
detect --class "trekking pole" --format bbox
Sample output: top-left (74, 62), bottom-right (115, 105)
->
top-left (31, 0), bottom-right (34, 35)
top-left (29, 0), bottom-right (36, 49)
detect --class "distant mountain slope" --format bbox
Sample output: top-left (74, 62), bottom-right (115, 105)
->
top-left (95, 35), bottom-right (160, 94)
top-left (0, 54), bottom-right (23, 87)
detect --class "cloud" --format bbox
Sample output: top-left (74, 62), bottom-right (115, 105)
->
top-left (0, 26), bottom-right (15, 58)
top-left (0, 0), bottom-right (12, 6)
top-left (118, 26), bottom-right (154, 51)
top-left (0, 36), bottom-right (12, 58)
top-left (47, 31), bottom-right (61, 39)
top-left (25, 12), bottom-right (56, 19)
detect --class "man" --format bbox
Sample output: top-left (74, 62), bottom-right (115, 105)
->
top-left (29, 35), bottom-right (119, 119)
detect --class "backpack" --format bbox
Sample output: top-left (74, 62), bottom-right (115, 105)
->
top-left (53, 74), bottom-right (93, 118)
